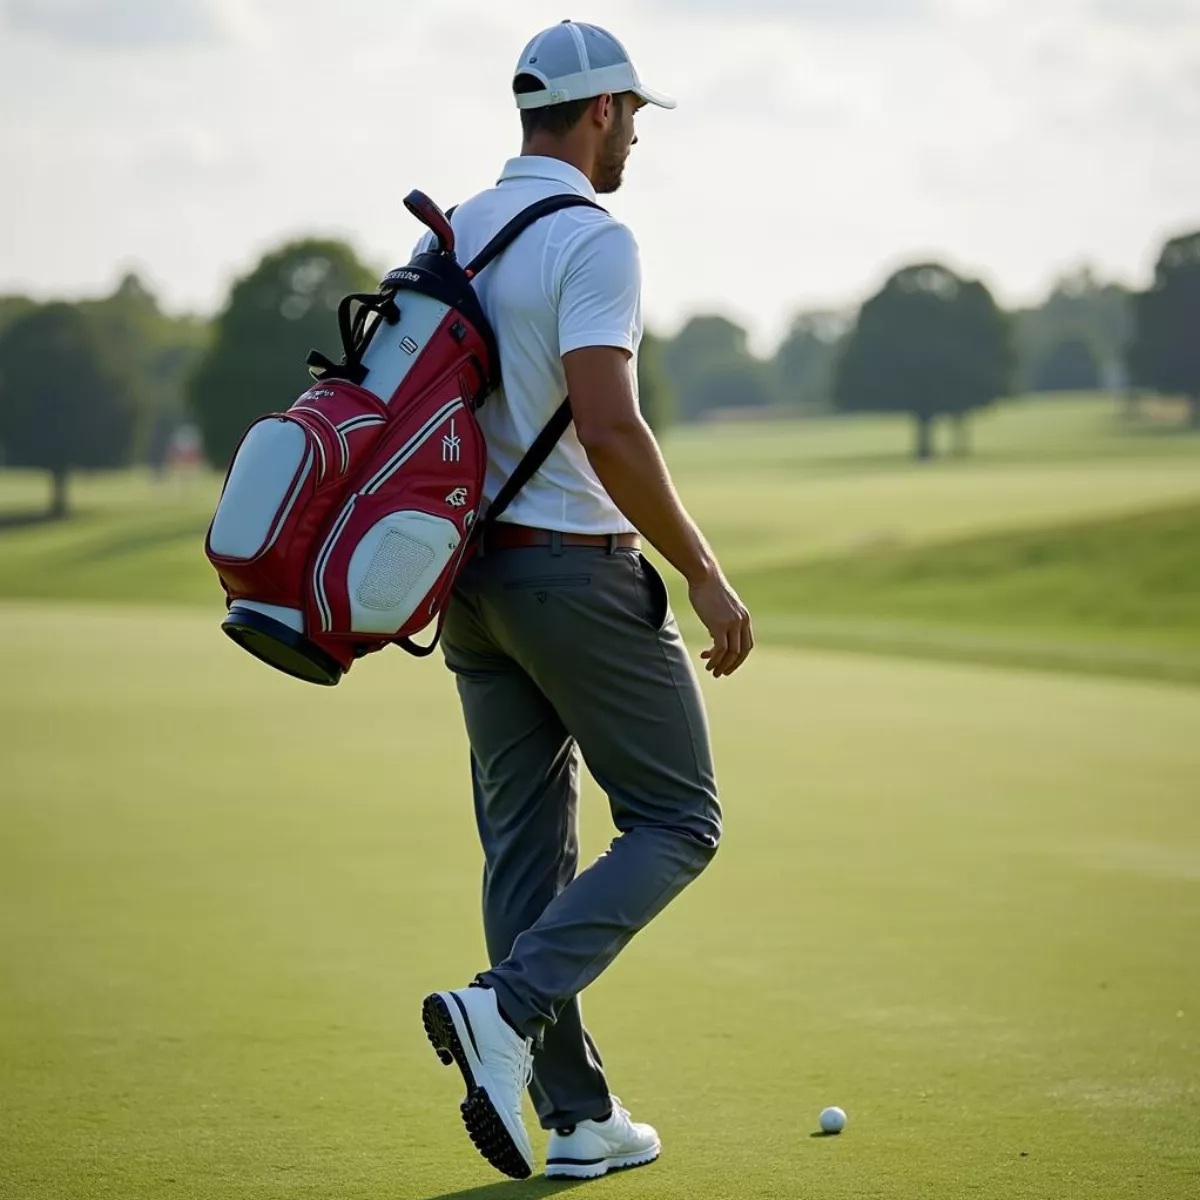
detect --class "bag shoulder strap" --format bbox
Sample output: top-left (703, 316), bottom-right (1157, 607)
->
top-left (396, 195), bottom-right (608, 659)
top-left (464, 193), bottom-right (603, 279)
top-left (469, 192), bottom-right (605, 526)
top-left (484, 397), bottom-right (573, 528)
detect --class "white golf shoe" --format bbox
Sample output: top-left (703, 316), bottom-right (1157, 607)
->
top-left (545, 1098), bottom-right (661, 1180)
top-left (422, 986), bottom-right (535, 1179)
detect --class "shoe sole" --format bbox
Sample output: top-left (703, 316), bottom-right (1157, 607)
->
top-left (422, 992), bottom-right (533, 1180)
top-left (545, 1143), bottom-right (662, 1180)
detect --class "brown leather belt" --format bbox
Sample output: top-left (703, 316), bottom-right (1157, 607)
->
top-left (483, 522), bottom-right (640, 552)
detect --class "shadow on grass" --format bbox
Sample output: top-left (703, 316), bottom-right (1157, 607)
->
top-left (1121, 419), bottom-right (1200, 441)
top-left (423, 1181), bottom-right (588, 1199)
top-left (0, 509), bottom-right (57, 531)
top-left (67, 515), bottom-right (208, 564)
top-left (771, 452), bottom-right (924, 476)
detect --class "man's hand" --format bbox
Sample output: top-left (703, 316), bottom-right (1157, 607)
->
top-left (689, 572), bottom-right (753, 678)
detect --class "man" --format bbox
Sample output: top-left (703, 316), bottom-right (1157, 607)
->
top-left (421, 20), bottom-right (753, 1182)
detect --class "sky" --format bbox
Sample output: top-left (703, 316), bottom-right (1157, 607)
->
top-left (1, 0), bottom-right (1198, 350)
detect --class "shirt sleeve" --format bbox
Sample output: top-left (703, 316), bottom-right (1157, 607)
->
top-left (557, 220), bottom-right (642, 357)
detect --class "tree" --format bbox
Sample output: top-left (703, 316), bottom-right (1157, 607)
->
top-left (0, 304), bottom-right (137, 517)
top-left (661, 315), bottom-right (747, 421)
top-left (1130, 230), bottom-right (1200, 427)
top-left (144, 339), bottom-right (209, 474)
top-left (0, 295), bottom-right (37, 336)
top-left (683, 358), bottom-right (776, 420)
top-left (637, 329), bottom-right (674, 433)
top-left (1030, 336), bottom-right (1101, 392)
top-left (1012, 267), bottom-right (1131, 394)
top-left (662, 314), bottom-right (748, 383)
top-left (82, 273), bottom-right (209, 468)
top-left (660, 315), bottom-right (775, 421)
top-left (772, 309), bottom-right (850, 413)
top-left (833, 263), bottom-right (1012, 460)
top-left (189, 239), bottom-right (376, 467)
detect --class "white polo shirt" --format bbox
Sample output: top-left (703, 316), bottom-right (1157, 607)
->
top-left (416, 156), bottom-right (642, 535)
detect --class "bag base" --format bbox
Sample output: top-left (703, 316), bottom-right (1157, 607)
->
top-left (222, 603), bottom-right (346, 687)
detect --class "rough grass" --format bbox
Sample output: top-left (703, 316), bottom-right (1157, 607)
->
top-left (1, 395), bottom-right (1199, 682)
top-left (735, 501), bottom-right (1200, 685)
top-left (1, 605), bottom-right (1198, 1199)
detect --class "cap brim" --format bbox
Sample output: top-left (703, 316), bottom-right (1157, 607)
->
top-left (633, 84), bottom-right (676, 110)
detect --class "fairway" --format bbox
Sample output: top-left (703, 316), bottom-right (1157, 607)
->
top-left (2, 605), bottom-right (1197, 1199)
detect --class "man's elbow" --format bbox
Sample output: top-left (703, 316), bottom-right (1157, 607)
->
top-left (574, 412), bottom-right (644, 455)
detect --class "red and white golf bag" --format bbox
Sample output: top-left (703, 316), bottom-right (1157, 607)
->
top-left (205, 190), bottom-right (598, 686)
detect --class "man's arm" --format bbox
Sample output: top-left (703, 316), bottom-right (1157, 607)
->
top-left (563, 345), bottom-right (753, 678)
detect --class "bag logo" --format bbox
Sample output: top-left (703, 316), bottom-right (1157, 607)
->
top-left (401, 336), bottom-right (419, 355)
top-left (445, 487), bottom-right (468, 507)
top-left (442, 419), bottom-right (461, 463)
top-left (386, 269), bottom-right (421, 285)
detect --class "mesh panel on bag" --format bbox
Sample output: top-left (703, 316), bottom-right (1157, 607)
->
top-left (355, 530), bottom-right (437, 611)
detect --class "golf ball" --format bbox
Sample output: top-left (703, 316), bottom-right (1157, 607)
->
top-left (819, 1106), bottom-right (847, 1134)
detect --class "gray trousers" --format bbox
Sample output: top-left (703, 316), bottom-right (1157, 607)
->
top-left (441, 542), bottom-right (721, 1130)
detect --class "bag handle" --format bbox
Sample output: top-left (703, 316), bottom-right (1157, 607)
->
top-left (307, 291), bottom-right (398, 385)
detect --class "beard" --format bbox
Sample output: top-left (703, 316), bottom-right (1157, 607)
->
top-left (594, 124), bottom-right (629, 194)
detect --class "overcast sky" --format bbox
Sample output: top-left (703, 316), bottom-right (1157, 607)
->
top-left (1, 0), bottom-right (1198, 349)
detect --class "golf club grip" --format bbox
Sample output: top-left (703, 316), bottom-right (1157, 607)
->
top-left (404, 190), bottom-right (455, 254)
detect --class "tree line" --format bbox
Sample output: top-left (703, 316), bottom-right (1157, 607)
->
top-left (0, 276), bottom-right (207, 516)
top-left (1, 229), bottom-right (1197, 516)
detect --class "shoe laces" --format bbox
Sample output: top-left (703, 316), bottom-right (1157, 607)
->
top-left (513, 1036), bottom-right (534, 1093)
top-left (608, 1096), bottom-right (632, 1126)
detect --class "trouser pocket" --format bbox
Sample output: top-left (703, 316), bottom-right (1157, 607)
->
top-left (631, 553), bottom-right (671, 631)
top-left (503, 575), bottom-right (592, 591)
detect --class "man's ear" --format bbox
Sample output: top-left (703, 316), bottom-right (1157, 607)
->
top-left (591, 93), bottom-right (614, 127)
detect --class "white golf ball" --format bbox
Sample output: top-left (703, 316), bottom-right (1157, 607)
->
top-left (819, 1106), bottom-right (847, 1134)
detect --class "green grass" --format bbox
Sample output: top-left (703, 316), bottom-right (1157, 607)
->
top-left (2, 395), bottom-right (1199, 683)
top-left (0, 472), bottom-right (217, 605)
top-left (736, 501), bottom-right (1200, 685)
top-left (666, 396), bottom-right (1200, 576)
top-left (2, 605), bottom-right (1198, 1199)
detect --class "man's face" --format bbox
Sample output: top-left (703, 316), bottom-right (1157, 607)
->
top-left (594, 94), bottom-right (643, 195)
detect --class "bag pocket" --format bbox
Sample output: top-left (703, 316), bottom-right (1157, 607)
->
top-left (310, 501), bottom-right (465, 637)
top-left (345, 509), bottom-right (462, 635)
top-left (208, 416), bottom-right (316, 563)
top-left (290, 379), bottom-right (389, 479)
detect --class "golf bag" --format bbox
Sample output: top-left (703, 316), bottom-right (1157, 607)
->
top-left (205, 190), bottom-right (600, 686)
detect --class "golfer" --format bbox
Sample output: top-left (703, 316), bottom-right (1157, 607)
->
top-left (421, 20), bottom-right (753, 1181)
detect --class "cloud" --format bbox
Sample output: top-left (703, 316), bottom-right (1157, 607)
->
top-left (1089, 0), bottom-right (1196, 23)
top-left (1, 0), bottom-right (1194, 328)
top-left (644, 0), bottom-right (933, 23)
top-left (1108, 68), bottom-right (1200, 134)
top-left (0, 0), bottom-right (233, 48)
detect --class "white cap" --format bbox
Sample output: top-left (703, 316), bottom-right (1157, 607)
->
top-left (513, 20), bottom-right (676, 111)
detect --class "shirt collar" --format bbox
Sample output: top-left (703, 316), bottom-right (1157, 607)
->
top-left (497, 155), bottom-right (597, 201)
